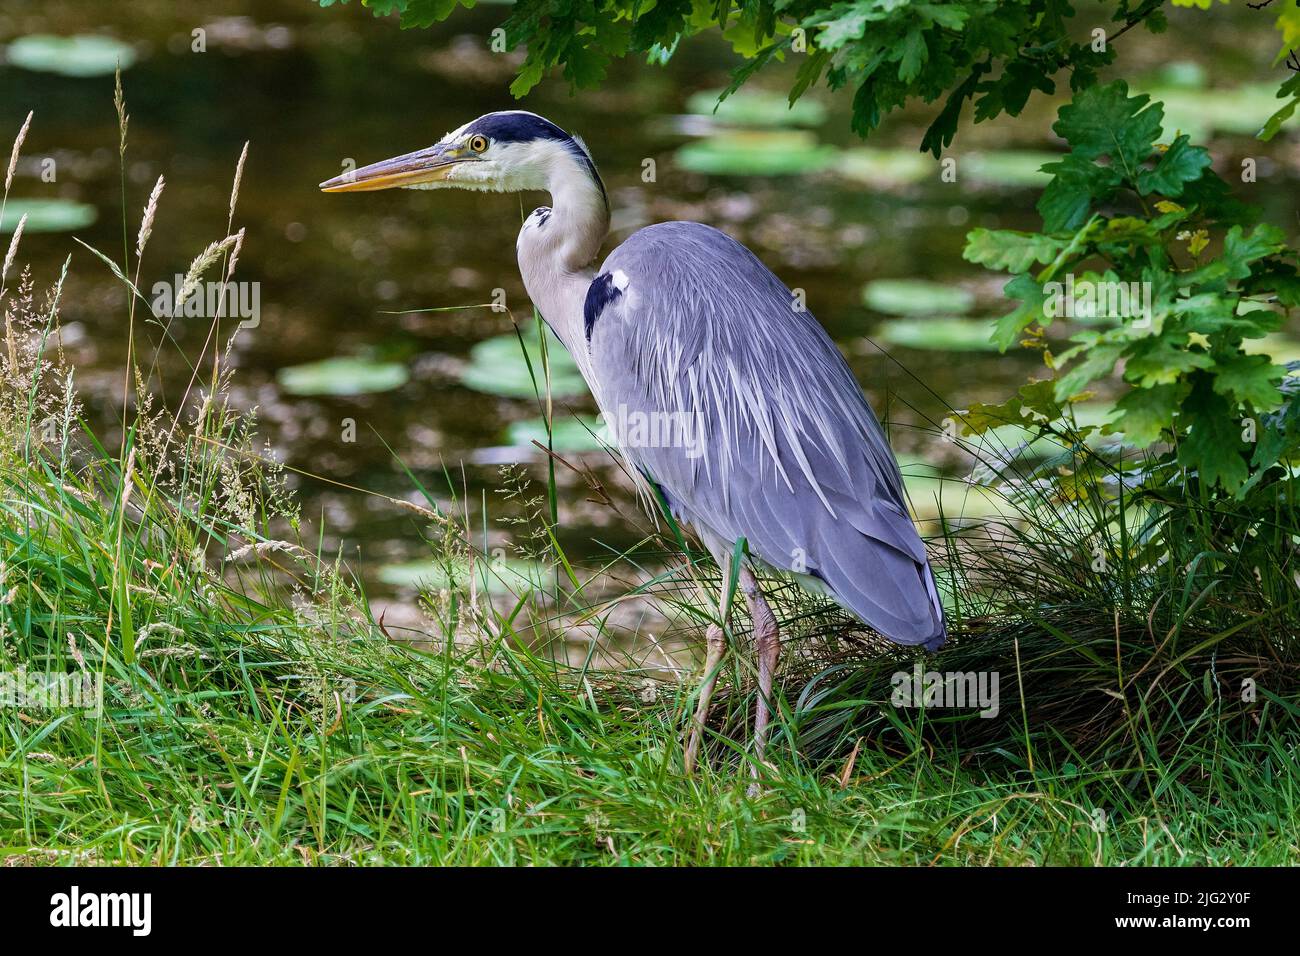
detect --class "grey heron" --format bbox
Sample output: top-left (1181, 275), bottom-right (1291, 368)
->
top-left (321, 110), bottom-right (946, 779)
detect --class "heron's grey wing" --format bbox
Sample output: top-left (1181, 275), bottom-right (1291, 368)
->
top-left (586, 222), bottom-right (945, 647)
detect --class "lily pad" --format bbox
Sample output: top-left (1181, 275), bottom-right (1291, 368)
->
top-left (459, 323), bottom-right (587, 399)
top-left (685, 88), bottom-right (827, 128)
top-left (876, 317), bottom-right (999, 352)
top-left (902, 472), bottom-right (1005, 521)
top-left (863, 279), bottom-right (974, 317)
top-left (1144, 61), bottom-right (1208, 91)
top-left (506, 414), bottom-right (607, 453)
top-left (675, 131), bottom-right (838, 177)
top-left (276, 356), bottom-right (409, 396)
top-left (1, 198), bottom-right (97, 233)
top-left (962, 151), bottom-right (1057, 188)
top-left (896, 458), bottom-right (1003, 521)
top-left (837, 148), bottom-right (935, 187)
top-left (5, 34), bottom-right (137, 77)
top-left (377, 556), bottom-right (549, 595)
top-left (1144, 84), bottom-right (1299, 139)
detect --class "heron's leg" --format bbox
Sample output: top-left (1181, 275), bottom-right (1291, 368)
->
top-left (684, 554), bottom-right (733, 773)
top-left (741, 566), bottom-right (780, 787)
top-left (683, 622), bottom-right (726, 773)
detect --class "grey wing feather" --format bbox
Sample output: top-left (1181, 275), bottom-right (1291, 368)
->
top-left (587, 222), bottom-right (945, 647)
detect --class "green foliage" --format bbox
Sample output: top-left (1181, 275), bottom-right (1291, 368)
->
top-left (316, 0), bottom-right (1173, 153)
top-left (964, 80), bottom-right (1300, 495)
top-left (316, 1), bottom-right (1300, 155)
top-left (1260, 4), bottom-right (1300, 139)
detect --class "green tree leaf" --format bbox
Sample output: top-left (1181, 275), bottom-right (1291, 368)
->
top-left (1037, 154), bottom-right (1122, 232)
top-left (897, 27), bottom-right (927, 83)
top-left (1124, 335), bottom-right (1213, 387)
top-left (991, 273), bottom-right (1047, 351)
top-left (1178, 378), bottom-right (1249, 491)
top-left (1051, 81), bottom-right (1163, 168)
top-left (399, 0), bottom-right (473, 29)
top-left (964, 229), bottom-right (1067, 274)
top-left (1111, 382), bottom-right (1185, 445)
top-left (1137, 134), bottom-right (1212, 197)
top-left (1053, 338), bottom-right (1126, 400)
top-left (1213, 354), bottom-right (1286, 410)
top-left (1259, 72), bottom-right (1300, 141)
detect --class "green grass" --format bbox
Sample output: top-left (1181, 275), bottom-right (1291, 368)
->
top-left (1, 483), bottom-right (1296, 866)
top-left (1, 314), bottom-right (1296, 867)
top-left (1, 90), bottom-right (1297, 867)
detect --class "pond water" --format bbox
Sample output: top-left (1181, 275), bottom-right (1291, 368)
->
top-left (3, 0), bottom-right (1298, 651)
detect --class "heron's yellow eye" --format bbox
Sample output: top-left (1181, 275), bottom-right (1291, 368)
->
top-left (467, 135), bottom-right (488, 154)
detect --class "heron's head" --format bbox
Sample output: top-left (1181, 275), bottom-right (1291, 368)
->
top-left (318, 110), bottom-right (605, 201)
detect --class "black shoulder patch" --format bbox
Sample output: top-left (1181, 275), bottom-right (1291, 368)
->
top-left (532, 206), bottom-right (551, 226)
top-left (584, 272), bottom-right (621, 341)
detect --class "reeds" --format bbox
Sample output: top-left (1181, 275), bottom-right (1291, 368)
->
top-left (4, 110), bottom-right (30, 193)
top-left (135, 174), bottom-right (164, 259)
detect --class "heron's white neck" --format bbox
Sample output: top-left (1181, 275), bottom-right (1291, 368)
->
top-left (515, 145), bottom-right (609, 384)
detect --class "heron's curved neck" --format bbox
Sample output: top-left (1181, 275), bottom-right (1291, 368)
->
top-left (516, 149), bottom-right (609, 381)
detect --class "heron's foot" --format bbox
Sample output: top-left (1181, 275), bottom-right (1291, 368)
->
top-left (683, 622), bottom-right (726, 773)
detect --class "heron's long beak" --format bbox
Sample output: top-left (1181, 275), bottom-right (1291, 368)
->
top-left (319, 143), bottom-right (473, 193)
